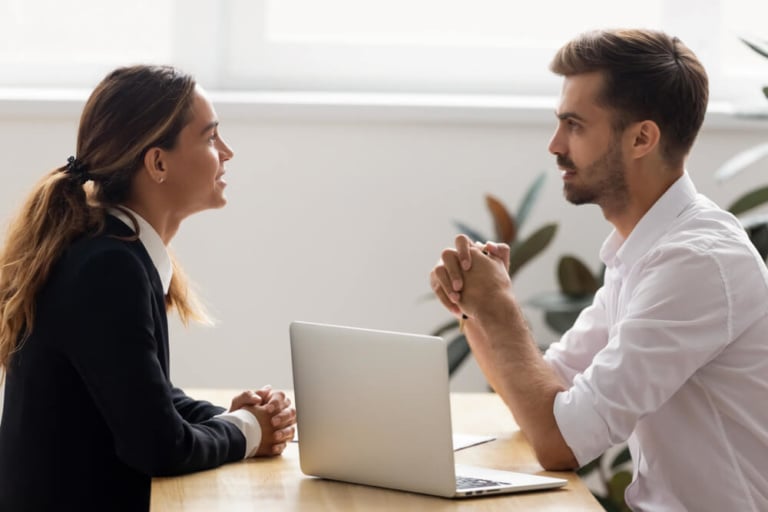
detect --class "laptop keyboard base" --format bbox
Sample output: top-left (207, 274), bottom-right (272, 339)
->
top-left (456, 475), bottom-right (511, 490)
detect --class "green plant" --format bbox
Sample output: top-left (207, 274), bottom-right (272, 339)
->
top-left (714, 36), bottom-right (768, 254)
top-left (527, 256), bottom-right (603, 337)
top-left (431, 171), bottom-right (557, 374)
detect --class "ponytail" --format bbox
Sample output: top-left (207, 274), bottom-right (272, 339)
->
top-left (0, 168), bottom-right (103, 368)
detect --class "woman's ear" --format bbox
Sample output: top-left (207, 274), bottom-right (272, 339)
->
top-left (143, 147), bottom-right (167, 184)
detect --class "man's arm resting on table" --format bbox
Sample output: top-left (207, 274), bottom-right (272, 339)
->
top-left (466, 296), bottom-right (579, 471)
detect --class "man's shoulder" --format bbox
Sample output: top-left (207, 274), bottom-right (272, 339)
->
top-left (647, 195), bottom-right (768, 294)
top-left (636, 193), bottom-right (766, 280)
top-left (662, 195), bottom-right (750, 251)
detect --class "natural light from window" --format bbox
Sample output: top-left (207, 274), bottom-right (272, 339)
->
top-left (0, 0), bottom-right (766, 109)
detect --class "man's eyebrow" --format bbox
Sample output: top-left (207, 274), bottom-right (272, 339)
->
top-left (200, 121), bottom-right (219, 135)
top-left (555, 111), bottom-right (587, 122)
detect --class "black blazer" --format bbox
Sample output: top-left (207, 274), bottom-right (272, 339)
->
top-left (0, 216), bottom-right (245, 511)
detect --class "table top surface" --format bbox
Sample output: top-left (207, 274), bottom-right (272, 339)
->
top-left (151, 389), bottom-right (602, 511)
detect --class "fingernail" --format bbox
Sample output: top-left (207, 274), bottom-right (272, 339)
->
top-left (461, 259), bottom-right (471, 271)
top-left (450, 292), bottom-right (460, 303)
top-left (452, 279), bottom-right (462, 291)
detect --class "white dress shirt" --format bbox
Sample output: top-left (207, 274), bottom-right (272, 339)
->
top-left (543, 174), bottom-right (768, 511)
top-left (110, 207), bottom-right (262, 458)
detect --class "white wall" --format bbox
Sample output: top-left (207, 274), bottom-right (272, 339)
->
top-left (1, 98), bottom-right (766, 407)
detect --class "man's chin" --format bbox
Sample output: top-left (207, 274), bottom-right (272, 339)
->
top-left (563, 186), bottom-right (593, 205)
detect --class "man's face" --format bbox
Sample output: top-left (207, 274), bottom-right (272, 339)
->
top-left (548, 72), bottom-right (629, 210)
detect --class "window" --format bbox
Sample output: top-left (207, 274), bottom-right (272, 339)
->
top-left (224, 0), bottom-right (663, 95)
top-left (1, 0), bottom-right (767, 107)
top-left (0, 0), bottom-right (175, 88)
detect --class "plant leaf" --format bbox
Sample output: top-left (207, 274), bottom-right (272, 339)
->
top-left (431, 318), bottom-right (460, 337)
top-left (453, 221), bottom-right (487, 243)
top-left (764, 86), bottom-right (768, 100)
top-left (558, 255), bottom-right (600, 296)
top-left (576, 458), bottom-right (600, 477)
top-left (485, 194), bottom-right (517, 244)
top-left (543, 310), bottom-right (582, 335)
top-left (728, 185), bottom-right (768, 216)
top-left (733, 213), bottom-right (768, 260)
top-left (607, 471), bottom-right (633, 511)
top-left (446, 334), bottom-right (471, 375)
top-left (714, 143), bottom-right (768, 182)
top-left (507, 223), bottom-right (557, 278)
top-left (526, 291), bottom-right (595, 313)
top-left (739, 36), bottom-right (768, 60)
top-left (746, 222), bottom-right (768, 261)
top-left (739, 212), bottom-right (768, 230)
top-left (610, 446), bottom-right (632, 470)
top-left (515, 172), bottom-right (547, 232)
top-left (595, 496), bottom-right (622, 512)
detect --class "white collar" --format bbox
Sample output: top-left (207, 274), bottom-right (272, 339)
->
top-left (599, 172), bottom-right (698, 272)
top-left (108, 207), bottom-right (173, 294)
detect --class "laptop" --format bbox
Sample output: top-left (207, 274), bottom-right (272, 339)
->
top-left (289, 321), bottom-right (567, 498)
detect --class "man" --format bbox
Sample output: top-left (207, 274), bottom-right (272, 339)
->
top-left (431, 29), bottom-right (768, 511)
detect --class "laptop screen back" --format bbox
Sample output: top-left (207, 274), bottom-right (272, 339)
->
top-left (289, 321), bottom-right (458, 497)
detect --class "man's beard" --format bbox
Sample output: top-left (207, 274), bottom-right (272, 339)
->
top-left (558, 143), bottom-right (628, 208)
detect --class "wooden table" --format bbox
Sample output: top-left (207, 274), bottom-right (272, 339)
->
top-left (152, 390), bottom-right (602, 511)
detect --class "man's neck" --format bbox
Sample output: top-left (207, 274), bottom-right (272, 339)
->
top-left (605, 169), bottom-right (683, 239)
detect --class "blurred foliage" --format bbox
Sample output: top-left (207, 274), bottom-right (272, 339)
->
top-left (715, 35), bottom-right (768, 260)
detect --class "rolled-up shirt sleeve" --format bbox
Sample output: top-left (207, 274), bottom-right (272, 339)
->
top-left (553, 374), bottom-right (615, 466)
top-left (551, 244), bottom-right (743, 466)
top-left (545, 285), bottom-right (611, 387)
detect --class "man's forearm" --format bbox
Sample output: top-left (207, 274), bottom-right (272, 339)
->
top-left (467, 294), bottom-right (578, 470)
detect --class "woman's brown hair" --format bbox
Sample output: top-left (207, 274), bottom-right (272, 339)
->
top-left (0, 65), bottom-right (209, 369)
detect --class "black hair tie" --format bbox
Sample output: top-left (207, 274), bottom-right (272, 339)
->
top-left (64, 156), bottom-right (90, 185)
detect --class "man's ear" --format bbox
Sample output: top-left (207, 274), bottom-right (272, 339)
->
top-left (630, 120), bottom-right (661, 159)
top-left (143, 147), bottom-right (167, 184)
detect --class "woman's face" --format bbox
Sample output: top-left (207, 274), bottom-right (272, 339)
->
top-left (160, 85), bottom-right (234, 218)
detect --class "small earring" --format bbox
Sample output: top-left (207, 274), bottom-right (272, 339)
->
top-left (158, 177), bottom-right (165, 183)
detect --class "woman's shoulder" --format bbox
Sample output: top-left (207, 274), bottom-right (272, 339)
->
top-left (60, 221), bottom-right (150, 280)
top-left (37, 222), bottom-right (157, 315)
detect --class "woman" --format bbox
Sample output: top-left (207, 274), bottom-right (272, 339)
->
top-left (0, 65), bottom-right (296, 510)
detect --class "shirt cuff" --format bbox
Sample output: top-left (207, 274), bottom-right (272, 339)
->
top-left (215, 409), bottom-right (262, 458)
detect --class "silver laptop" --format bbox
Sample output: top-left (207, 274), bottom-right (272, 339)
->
top-left (289, 321), bottom-right (567, 498)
